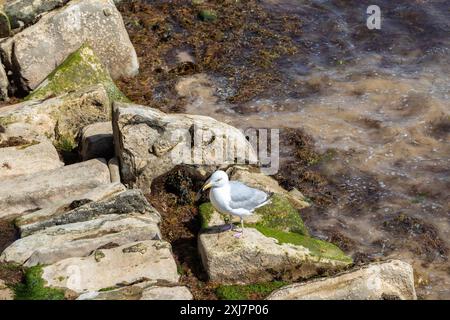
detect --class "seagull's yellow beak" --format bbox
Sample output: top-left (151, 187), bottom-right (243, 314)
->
top-left (201, 179), bottom-right (213, 191)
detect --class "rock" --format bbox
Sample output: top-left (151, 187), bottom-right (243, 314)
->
top-left (0, 85), bottom-right (111, 150)
top-left (113, 102), bottom-right (257, 193)
top-left (0, 158), bottom-right (111, 220)
top-left (0, 60), bottom-right (7, 101)
top-left (198, 227), bottom-right (352, 284)
top-left (0, 138), bottom-right (63, 179)
top-left (76, 283), bottom-right (193, 300)
top-left (80, 121), bottom-right (114, 161)
top-left (0, 10), bottom-right (10, 38)
top-left (108, 157), bottom-right (120, 183)
top-left (140, 286), bottom-right (193, 300)
top-left (18, 189), bottom-right (160, 236)
top-left (26, 45), bottom-right (129, 102)
top-left (41, 240), bottom-right (179, 293)
top-left (267, 260), bottom-right (417, 300)
top-left (1, 0), bottom-right (138, 91)
top-left (3, 0), bottom-right (69, 28)
top-left (16, 182), bottom-right (126, 234)
top-left (0, 279), bottom-right (14, 300)
top-left (1, 215), bottom-right (161, 266)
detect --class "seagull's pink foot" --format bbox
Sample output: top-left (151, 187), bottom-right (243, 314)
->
top-left (233, 232), bottom-right (243, 238)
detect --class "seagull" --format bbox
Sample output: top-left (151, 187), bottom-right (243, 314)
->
top-left (201, 170), bottom-right (271, 237)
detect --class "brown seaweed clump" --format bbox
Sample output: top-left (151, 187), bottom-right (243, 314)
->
top-left (117, 0), bottom-right (301, 112)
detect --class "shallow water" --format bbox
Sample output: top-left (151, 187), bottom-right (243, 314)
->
top-left (174, 0), bottom-right (450, 299)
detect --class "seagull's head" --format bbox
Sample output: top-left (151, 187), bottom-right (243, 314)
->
top-left (202, 170), bottom-right (229, 191)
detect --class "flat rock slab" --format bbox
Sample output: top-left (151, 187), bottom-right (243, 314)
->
top-left (42, 240), bottom-right (179, 293)
top-left (16, 182), bottom-right (126, 234)
top-left (0, 138), bottom-right (63, 179)
top-left (1, 0), bottom-right (138, 91)
top-left (198, 227), bottom-right (352, 284)
top-left (80, 121), bottom-right (113, 161)
top-left (0, 85), bottom-right (110, 149)
top-left (267, 260), bottom-right (417, 300)
top-left (76, 283), bottom-right (193, 300)
top-left (1, 215), bottom-right (161, 266)
top-left (18, 189), bottom-right (160, 236)
top-left (0, 158), bottom-right (110, 220)
top-left (113, 102), bottom-right (257, 194)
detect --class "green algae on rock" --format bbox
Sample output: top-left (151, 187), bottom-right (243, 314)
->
top-left (25, 45), bottom-right (129, 103)
top-left (14, 265), bottom-right (65, 300)
top-left (254, 225), bottom-right (352, 264)
top-left (216, 281), bottom-right (287, 300)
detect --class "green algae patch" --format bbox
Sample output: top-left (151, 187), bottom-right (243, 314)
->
top-left (25, 44), bottom-right (129, 103)
top-left (198, 9), bottom-right (217, 22)
top-left (53, 133), bottom-right (76, 152)
top-left (255, 194), bottom-right (309, 236)
top-left (14, 265), bottom-right (65, 300)
top-left (216, 281), bottom-right (287, 300)
top-left (254, 225), bottom-right (353, 264)
top-left (199, 202), bottom-right (214, 229)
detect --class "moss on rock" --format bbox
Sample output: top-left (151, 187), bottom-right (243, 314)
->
top-left (253, 225), bottom-right (353, 264)
top-left (25, 44), bottom-right (129, 103)
top-left (216, 281), bottom-right (287, 300)
top-left (254, 194), bottom-right (309, 236)
top-left (199, 202), bottom-right (214, 229)
top-left (14, 265), bottom-right (65, 300)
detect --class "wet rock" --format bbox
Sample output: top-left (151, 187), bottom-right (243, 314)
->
top-left (0, 279), bottom-right (13, 300)
top-left (112, 102), bottom-right (257, 193)
top-left (3, 0), bottom-right (69, 29)
top-left (1, 0), bottom-right (138, 91)
top-left (1, 215), bottom-right (161, 266)
top-left (140, 286), bottom-right (193, 300)
top-left (18, 189), bottom-right (160, 236)
top-left (80, 121), bottom-right (114, 161)
top-left (198, 227), bottom-right (352, 284)
top-left (16, 182), bottom-right (126, 234)
top-left (108, 157), bottom-right (120, 183)
top-left (0, 138), bottom-right (63, 179)
top-left (41, 240), bottom-right (179, 293)
top-left (267, 260), bottom-right (417, 300)
top-left (0, 85), bottom-right (111, 150)
top-left (0, 158), bottom-right (111, 220)
top-left (26, 45), bottom-right (129, 102)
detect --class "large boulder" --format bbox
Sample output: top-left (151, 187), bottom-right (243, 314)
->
top-left (0, 138), bottom-right (63, 179)
top-left (15, 182), bottom-right (126, 234)
top-left (0, 158), bottom-right (111, 220)
top-left (113, 102), bottom-right (257, 193)
top-left (1, 215), bottom-right (161, 266)
top-left (79, 121), bottom-right (114, 161)
top-left (0, 0), bottom-right (138, 91)
top-left (198, 226), bottom-right (352, 284)
top-left (26, 45), bottom-right (129, 102)
top-left (267, 260), bottom-right (417, 300)
top-left (17, 189), bottom-right (160, 236)
top-left (40, 240), bottom-right (179, 294)
top-left (0, 84), bottom-right (111, 150)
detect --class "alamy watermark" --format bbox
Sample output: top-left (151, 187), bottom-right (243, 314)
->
top-left (168, 124), bottom-right (280, 175)
top-left (367, 5), bottom-right (381, 30)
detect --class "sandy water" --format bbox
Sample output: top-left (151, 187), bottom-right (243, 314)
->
top-left (173, 0), bottom-right (449, 299)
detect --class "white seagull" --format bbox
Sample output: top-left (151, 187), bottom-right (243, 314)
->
top-left (201, 170), bottom-right (271, 236)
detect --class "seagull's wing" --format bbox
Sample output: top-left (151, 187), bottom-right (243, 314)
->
top-left (228, 181), bottom-right (270, 211)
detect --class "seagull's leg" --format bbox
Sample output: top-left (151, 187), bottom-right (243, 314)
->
top-left (241, 218), bottom-right (245, 235)
top-left (228, 215), bottom-right (234, 231)
top-left (233, 217), bottom-right (244, 238)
